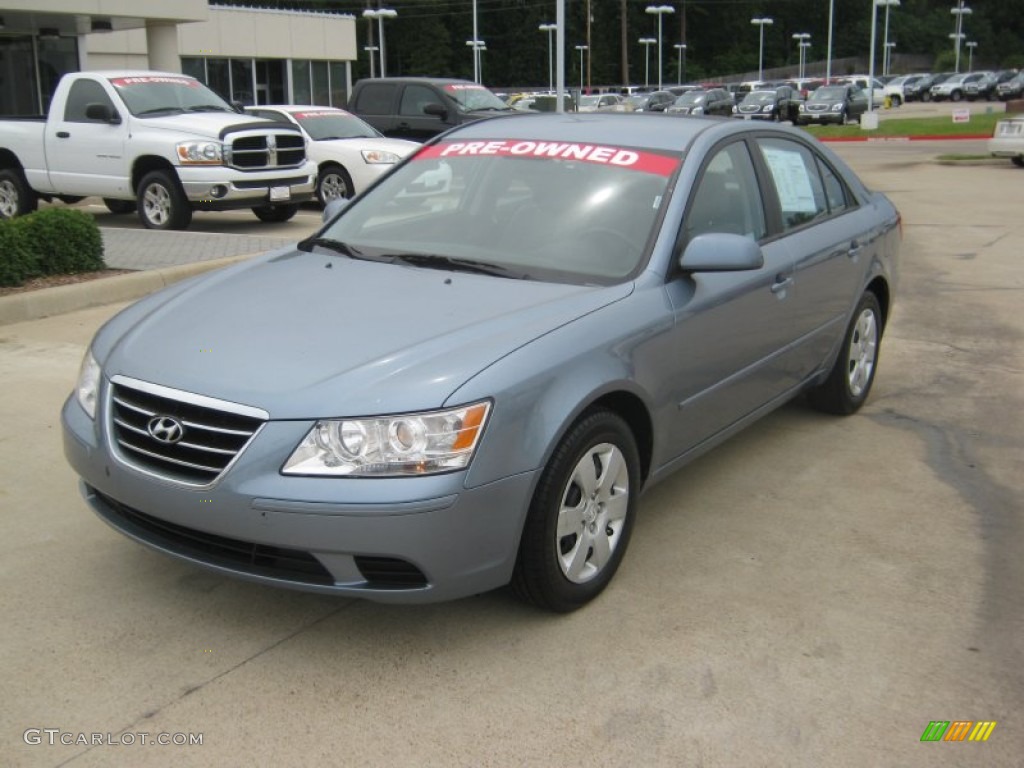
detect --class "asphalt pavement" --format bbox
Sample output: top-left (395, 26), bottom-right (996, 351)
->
top-left (1, 139), bottom-right (1022, 767)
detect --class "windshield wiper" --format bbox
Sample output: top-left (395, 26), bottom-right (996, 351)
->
top-left (467, 106), bottom-right (514, 113)
top-left (297, 236), bottom-right (363, 258)
top-left (134, 107), bottom-right (185, 116)
top-left (387, 253), bottom-right (526, 279)
top-left (187, 104), bottom-right (232, 112)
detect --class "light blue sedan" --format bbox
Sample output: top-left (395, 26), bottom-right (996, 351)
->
top-left (63, 113), bottom-right (901, 611)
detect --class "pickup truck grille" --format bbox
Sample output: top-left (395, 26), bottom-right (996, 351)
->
top-left (108, 377), bottom-right (267, 487)
top-left (226, 132), bottom-right (306, 170)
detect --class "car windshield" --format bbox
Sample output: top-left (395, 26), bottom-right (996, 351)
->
top-left (318, 139), bottom-right (681, 285)
top-left (676, 91), bottom-right (707, 105)
top-left (945, 74), bottom-right (969, 85)
top-left (742, 91), bottom-right (776, 104)
top-left (290, 110), bottom-right (380, 140)
top-left (108, 75), bottom-right (233, 116)
top-left (578, 95), bottom-right (603, 108)
top-left (443, 84), bottom-right (510, 111)
top-left (810, 86), bottom-right (847, 101)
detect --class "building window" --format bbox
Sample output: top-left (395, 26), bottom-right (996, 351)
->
top-left (0, 36), bottom-right (40, 116)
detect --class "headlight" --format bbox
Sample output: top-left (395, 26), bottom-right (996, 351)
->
top-left (282, 401), bottom-right (491, 477)
top-left (762, 105), bottom-right (774, 113)
top-left (799, 104), bottom-right (807, 112)
top-left (361, 149), bottom-right (401, 165)
top-left (176, 141), bottom-right (224, 165)
top-left (831, 103), bottom-right (844, 112)
top-left (692, 106), bottom-right (704, 115)
top-left (75, 350), bottom-right (101, 419)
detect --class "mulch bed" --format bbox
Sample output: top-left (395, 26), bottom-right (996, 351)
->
top-left (0, 269), bottom-right (132, 298)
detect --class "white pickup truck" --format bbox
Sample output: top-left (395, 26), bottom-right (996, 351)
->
top-left (0, 71), bottom-right (316, 229)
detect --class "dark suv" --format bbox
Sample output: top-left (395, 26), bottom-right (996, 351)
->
top-left (347, 77), bottom-right (514, 141)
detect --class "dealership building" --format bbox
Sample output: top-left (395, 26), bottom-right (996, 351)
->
top-left (0, 1), bottom-right (357, 116)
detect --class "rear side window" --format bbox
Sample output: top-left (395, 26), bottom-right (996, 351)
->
top-left (353, 83), bottom-right (396, 115)
top-left (756, 138), bottom-right (829, 230)
top-left (64, 80), bottom-right (116, 123)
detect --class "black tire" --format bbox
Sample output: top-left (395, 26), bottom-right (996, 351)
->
top-left (251, 204), bottom-right (299, 223)
top-left (103, 198), bottom-right (136, 214)
top-left (136, 171), bottom-right (192, 230)
top-left (316, 164), bottom-right (354, 206)
top-left (1012, 157), bottom-right (1024, 168)
top-left (951, 90), bottom-right (962, 102)
top-left (891, 95), bottom-right (902, 107)
top-left (0, 168), bottom-right (38, 219)
top-left (512, 409), bottom-right (640, 612)
top-left (808, 292), bottom-right (883, 415)
top-left (922, 92), bottom-right (932, 102)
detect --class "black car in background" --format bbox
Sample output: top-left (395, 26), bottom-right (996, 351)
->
top-left (997, 72), bottom-right (1024, 101)
top-left (905, 73), bottom-right (952, 102)
top-left (624, 90), bottom-right (677, 112)
top-left (732, 85), bottom-right (801, 122)
top-left (796, 84), bottom-right (868, 126)
top-left (664, 88), bottom-right (734, 117)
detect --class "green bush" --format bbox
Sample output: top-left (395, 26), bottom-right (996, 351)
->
top-left (0, 218), bottom-right (37, 287)
top-left (17, 208), bottom-right (105, 275)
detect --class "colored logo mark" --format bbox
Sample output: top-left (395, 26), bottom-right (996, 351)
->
top-left (920, 720), bottom-right (997, 742)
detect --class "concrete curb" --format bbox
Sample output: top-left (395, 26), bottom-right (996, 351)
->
top-left (0, 253), bottom-right (253, 327)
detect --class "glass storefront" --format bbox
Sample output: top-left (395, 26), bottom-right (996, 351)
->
top-left (182, 56), bottom-right (348, 107)
top-left (0, 33), bottom-right (78, 116)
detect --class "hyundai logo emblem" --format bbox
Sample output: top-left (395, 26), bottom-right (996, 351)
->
top-left (147, 415), bottom-right (185, 444)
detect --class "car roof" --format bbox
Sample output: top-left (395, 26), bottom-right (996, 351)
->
top-left (423, 111), bottom-right (794, 154)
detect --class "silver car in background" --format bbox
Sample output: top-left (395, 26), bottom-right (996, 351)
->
top-left (63, 114), bottom-right (900, 612)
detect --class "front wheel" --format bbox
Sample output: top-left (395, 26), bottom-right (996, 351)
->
top-left (1012, 157), bottom-right (1024, 168)
top-left (512, 409), bottom-right (640, 612)
top-left (951, 90), bottom-right (963, 102)
top-left (891, 95), bottom-right (902, 107)
top-left (316, 164), bottom-right (354, 206)
top-left (808, 292), bottom-right (883, 415)
top-left (137, 171), bottom-right (192, 230)
top-left (252, 204), bottom-right (298, 223)
top-left (0, 168), bottom-right (38, 219)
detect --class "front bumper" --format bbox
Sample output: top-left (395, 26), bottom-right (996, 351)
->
top-left (799, 112), bottom-right (843, 124)
top-left (62, 392), bottom-right (535, 604)
top-left (177, 162), bottom-right (317, 209)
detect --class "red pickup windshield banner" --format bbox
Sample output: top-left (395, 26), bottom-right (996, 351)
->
top-left (416, 140), bottom-right (680, 177)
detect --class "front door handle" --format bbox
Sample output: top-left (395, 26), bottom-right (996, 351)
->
top-left (56, 131), bottom-right (70, 138)
top-left (771, 275), bottom-right (794, 296)
top-left (847, 241), bottom-right (863, 260)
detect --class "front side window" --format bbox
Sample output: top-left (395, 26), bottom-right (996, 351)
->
top-left (399, 85), bottom-right (441, 117)
top-left (64, 79), bottom-right (116, 123)
top-left (684, 142), bottom-right (767, 242)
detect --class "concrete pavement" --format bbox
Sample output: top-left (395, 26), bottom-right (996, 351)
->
top-left (1, 142), bottom-right (1022, 767)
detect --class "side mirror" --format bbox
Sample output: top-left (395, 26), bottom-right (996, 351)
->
top-left (322, 197), bottom-right (350, 222)
top-left (85, 102), bottom-right (121, 124)
top-left (678, 233), bottom-right (764, 273)
top-left (231, 100), bottom-right (246, 114)
top-left (423, 102), bottom-right (448, 120)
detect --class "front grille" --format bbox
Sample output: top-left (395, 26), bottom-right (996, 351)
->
top-left (806, 104), bottom-right (829, 113)
top-left (228, 132), bottom-right (306, 170)
top-left (109, 378), bottom-right (266, 486)
top-left (93, 489), bottom-right (335, 586)
top-left (354, 557), bottom-right (428, 589)
top-left (739, 105), bottom-right (761, 113)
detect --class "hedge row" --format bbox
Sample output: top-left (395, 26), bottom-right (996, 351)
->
top-left (0, 208), bottom-right (106, 287)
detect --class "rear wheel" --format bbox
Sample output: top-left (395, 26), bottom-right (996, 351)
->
top-left (891, 95), bottom-right (902, 107)
top-left (512, 409), bottom-right (640, 612)
top-left (1012, 157), bottom-right (1024, 168)
top-left (252, 204), bottom-right (299, 223)
top-left (951, 90), bottom-right (963, 102)
top-left (137, 171), bottom-right (192, 230)
top-left (808, 292), bottom-right (883, 415)
top-left (103, 198), bottom-right (136, 214)
top-left (0, 168), bottom-right (38, 219)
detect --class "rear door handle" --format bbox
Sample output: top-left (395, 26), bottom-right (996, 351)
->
top-left (56, 131), bottom-right (70, 138)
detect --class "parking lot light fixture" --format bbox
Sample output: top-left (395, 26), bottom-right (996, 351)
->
top-left (362, 8), bottom-right (397, 78)
top-left (638, 38), bottom-right (656, 88)
top-left (575, 44), bottom-right (588, 94)
top-left (878, 0), bottom-right (900, 77)
top-left (950, 2), bottom-right (972, 73)
top-left (965, 40), bottom-right (977, 72)
top-left (539, 23), bottom-right (557, 92)
top-left (363, 45), bottom-right (379, 79)
top-left (645, 5), bottom-right (675, 92)
top-left (466, 39), bottom-right (486, 83)
top-left (673, 42), bottom-right (687, 85)
top-left (751, 18), bottom-right (773, 83)
top-left (800, 42), bottom-right (812, 80)
top-left (884, 41), bottom-right (896, 76)
top-left (792, 33), bottom-right (810, 79)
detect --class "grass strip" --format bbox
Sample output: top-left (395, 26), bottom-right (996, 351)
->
top-left (799, 112), bottom-right (1002, 139)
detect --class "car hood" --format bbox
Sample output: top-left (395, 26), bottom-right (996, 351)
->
top-left (96, 250), bottom-right (630, 419)
top-left (132, 113), bottom-right (278, 140)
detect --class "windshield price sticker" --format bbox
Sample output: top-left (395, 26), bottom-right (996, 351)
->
top-left (444, 84), bottom-right (488, 92)
top-left (294, 111), bottom-right (336, 119)
top-left (110, 76), bottom-right (199, 88)
top-left (417, 140), bottom-right (680, 176)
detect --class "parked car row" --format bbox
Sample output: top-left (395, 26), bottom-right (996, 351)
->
top-left (883, 70), bottom-right (1020, 105)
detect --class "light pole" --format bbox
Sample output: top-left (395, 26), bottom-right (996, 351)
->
top-left (575, 44), bottom-right (588, 94)
top-left (792, 33), bottom-right (810, 79)
top-left (362, 8), bottom-right (397, 78)
top-left (639, 38), bottom-right (656, 88)
top-left (884, 41), bottom-right (896, 75)
top-left (645, 5), bottom-right (675, 92)
top-left (800, 42), bottom-right (812, 79)
top-left (965, 40), bottom-right (977, 72)
top-left (878, 0), bottom-right (900, 77)
top-left (950, 2), bottom-right (972, 73)
top-left (674, 43), bottom-right (687, 85)
top-left (826, 0), bottom-right (835, 82)
top-left (363, 45), bottom-right (379, 79)
top-left (466, 40), bottom-right (485, 83)
top-left (750, 18), bottom-right (773, 83)
top-left (539, 22), bottom-right (557, 92)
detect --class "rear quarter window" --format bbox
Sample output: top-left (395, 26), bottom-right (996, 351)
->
top-left (353, 83), bottom-right (396, 115)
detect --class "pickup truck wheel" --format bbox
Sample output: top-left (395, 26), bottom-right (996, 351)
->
top-left (252, 204), bottom-right (299, 223)
top-left (103, 198), bottom-right (136, 215)
top-left (511, 409), bottom-right (639, 612)
top-left (137, 171), bottom-right (192, 230)
top-left (316, 164), bottom-right (353, 206)
top-left (0, 169), bottom-right (38, 219)
top-left (808, 292), bottom-right (882, 415)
